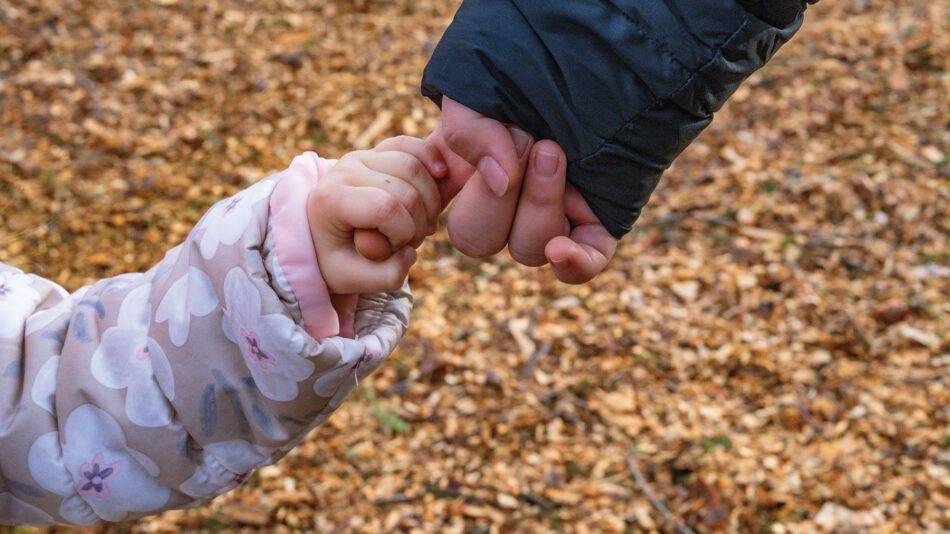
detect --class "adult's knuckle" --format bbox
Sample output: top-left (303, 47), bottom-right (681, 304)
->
top-left (448, 223), bottom-right (504, 258)
top-left (508, 243), bottom-right (547, 267)
top-left (443, 124), bottom-right (468, 154)
top-left (524, 181), bottom-right (559, 207)
top-left (310, 187), bottom-right (334, 207)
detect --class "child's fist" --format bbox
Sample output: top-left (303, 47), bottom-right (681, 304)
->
top-left (353, 228), bottom-right (394, 262)
top-left (308, 136), bottom-right (446, 294)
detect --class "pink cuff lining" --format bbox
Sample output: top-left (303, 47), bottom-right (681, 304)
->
top-left (269, 152), bottom-right (356, 340)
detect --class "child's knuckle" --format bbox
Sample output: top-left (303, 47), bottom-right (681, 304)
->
top-left (402, 155), bottom-right (424, 177)
top-left (332, 161), bottom-right (355, 178)
top-left (448, 224), bottom-right (504, 258)
top-left (385, 269), bottom-right (407, 290)
top-left (401, 188), bottom-right (421, 211)
top-left (311, 187), bottom-right (333, 207)
top-left (377, 195), bottom-right (401, 220)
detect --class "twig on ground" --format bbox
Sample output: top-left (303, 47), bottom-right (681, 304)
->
top-left (76, 74), bottom-right (102, 117)
top-left (518, 340), bottom-right (552, 381)
top-left (795, 399), bottom-right (832, 439)
top-left (627, 453), bottom-right (696, 534)
top-left (372, 494), bottom-right (422, 506)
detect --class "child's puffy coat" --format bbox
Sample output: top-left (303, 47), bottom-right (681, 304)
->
top-left (0, 154), bottom-right (411, 525)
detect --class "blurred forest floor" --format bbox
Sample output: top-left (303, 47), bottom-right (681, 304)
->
top-left (1, 0), bottom-right (947, 532)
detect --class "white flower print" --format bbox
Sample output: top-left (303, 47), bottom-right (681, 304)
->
top-left (161, 243), bottom-right (184, 267)
top-left (179, 440), bottom-right (272, 499)
top-left (0, 492), bottom-right (55, 525)
top-left (24, 284), bottom-right (75, 336)
top-left (221, 267), bottom-right (313, 402)
top-left (90, 284), bottom-right (176, 428)
top-left (198, 179), bottom-right (275, 260)
top-left (357, 334), bottom-right (385, 380)
top-left (266, 241), bottom-right (294, 295)
top-left (31, 355), bottom-right (59, 416)
top-left (28, 405), bottom-right (172, 524)
top-left (312, 337), bottom-right (365, 398)
top-left (0, 270), bottom-right (42, 340)
top-left (309, 325), bottom-right (398, 420)
top-left (155, 267), bottom-right (219, 347)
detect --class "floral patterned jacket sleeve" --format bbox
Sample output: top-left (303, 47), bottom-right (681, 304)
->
top-left (0, 153), bottom-right (411, 526)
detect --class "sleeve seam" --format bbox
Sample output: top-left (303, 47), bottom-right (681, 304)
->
top-left (571, 17), bottom-right (751, 166)
top-left (603, 0), bottom-right (706, 70)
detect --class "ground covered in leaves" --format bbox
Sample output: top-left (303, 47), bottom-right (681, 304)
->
top-left (1, 0), bottom-right (948, 532)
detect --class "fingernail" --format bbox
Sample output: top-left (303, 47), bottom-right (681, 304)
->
top-left (536, 149), bottom-right (559, 178)
top-left (551, 257), bottom-right (568, 266)
top-left (432, 161), bottom-right (447, 176)
top-left (509, 127), bottom-right (531, 158)
top-left (478, 156), bottom-right (509, 197)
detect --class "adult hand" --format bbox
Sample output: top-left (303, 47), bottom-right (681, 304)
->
top-left (435, 97), bottom-right (617, 284)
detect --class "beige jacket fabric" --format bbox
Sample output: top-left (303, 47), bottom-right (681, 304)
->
top-left (0, 153), bottom-right (411, 525)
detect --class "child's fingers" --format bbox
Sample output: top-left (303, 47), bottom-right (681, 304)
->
top-left (334, 186), bottom-right (417, 251)
top-left (327, 247), bottom-right (417, 294)
top-left (355, 151), bottom-right (442, 235)
top-left (374, 135), bottom-right (448, 180)
top-left (426, 129), bottom-right (477, 208)
top-left (341, 167), bottom-right (431, 244)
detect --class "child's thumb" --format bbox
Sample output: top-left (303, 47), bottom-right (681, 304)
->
top-left (354, 229), bottom-right (393, 262)
top-left (331, 247), bottom-right (416, 295)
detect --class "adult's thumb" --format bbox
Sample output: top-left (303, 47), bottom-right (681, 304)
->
top-left (441, 96), bottom-right (530, 197)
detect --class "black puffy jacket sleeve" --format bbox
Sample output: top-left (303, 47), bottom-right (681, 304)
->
top-left (422, 0), bottom-right (813, 238)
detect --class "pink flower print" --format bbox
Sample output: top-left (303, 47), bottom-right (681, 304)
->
top-left (362, 338), bottom-right (382, 360)
top-left (241, 328), bottom-right (275, 369)
top-left (77, 454), bottom-right (122, 499)
top-left (221, 268), bottom-right (311, 402)
top-left (354, 350), bottom-right (378, 378)
top-left (356, 335), bottom-right (385, 379)
top-left (29, 406), bottom-right (171, 523)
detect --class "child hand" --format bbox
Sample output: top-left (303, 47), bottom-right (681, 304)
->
top-left (308, 136), bottom-right (446, 294)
